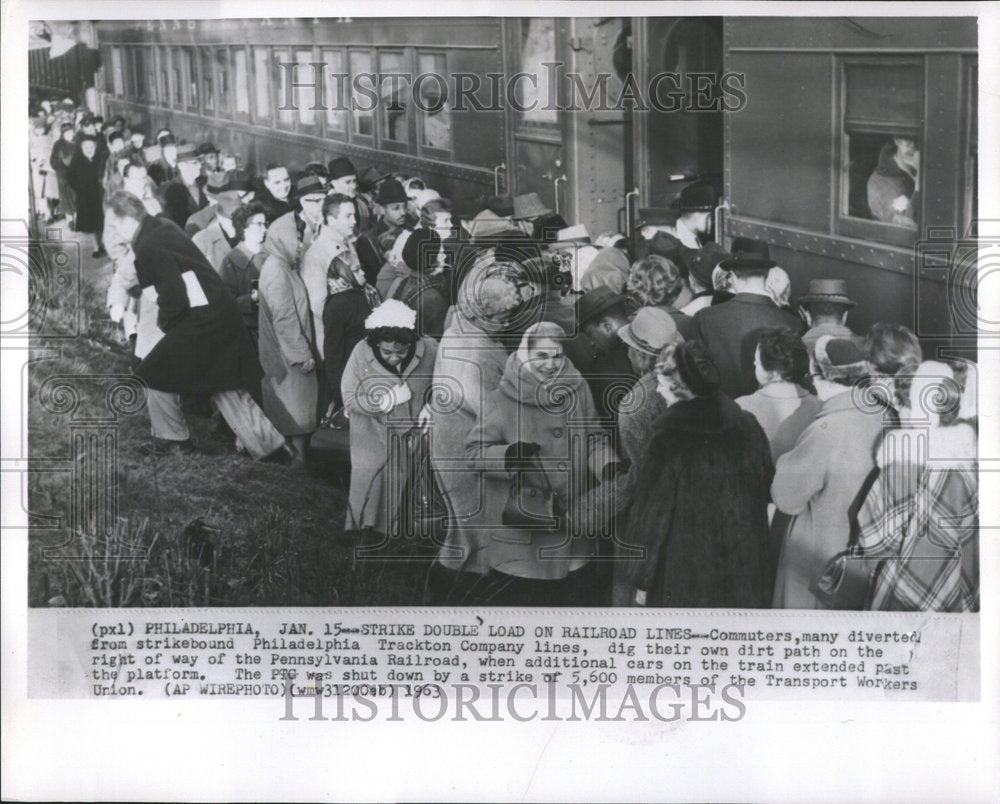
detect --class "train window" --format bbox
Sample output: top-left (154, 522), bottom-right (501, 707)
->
top-left (185, 49), bottom-right (199, 110)
top-left (295, 49), bottom-right (317, 128)
top-left (216, 49), bottom-right (230, 114)
top-left (171, 47), bottom-right (184, 106)
top-left (158, 48), bottom-right (170, 107)
top-left (274, 49), bottom-right (294, 126)
top-left (146, 49), bottom-right (158, 105)
top-left (110, 47), bottom-right (124, 97)
top-left (201, 51), bottom-right (214, 111)
top-left (378, 50), bottom-right (409, 147)
top-left (350, 50), bottom-right (375, 139)
top-left (233, 48), bottom-right (250, 116)
top-left (839, 59), bottom-right (923, 241)
top-left (515, 18), bottom-right (559, 127)
top-left (417, 52), bottom-right (452, 153)
top-left (964, 58), bottom-right (977, 233)
top-left (253, 47), bottom-right (272, 123)
top-left (322, 48), bottom-right (347, 136)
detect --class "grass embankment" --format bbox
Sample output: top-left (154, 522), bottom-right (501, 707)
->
top-left (28, 227), bottom-right (436, 607)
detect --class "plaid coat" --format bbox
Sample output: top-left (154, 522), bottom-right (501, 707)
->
top-left (858, 423), bottom-right (979, 612)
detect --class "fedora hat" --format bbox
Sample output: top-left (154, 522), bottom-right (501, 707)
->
top-left (513, 192), bottom-right (553, 220)
top-left (175, 142), bottom-right (200, 162)
top-left (485, 195), bottom-right (515, 218)
top-left (296, 175), bottom-right (327, 198)
top-left (358, 165), bottom-right (390, 192)
top-left (327, 156), bottom-right (357, 180)
top-left (719, 237), bottom-right (777, 272)
top-left (197, 142), bottom-right (218, 156)
top-left (684, 242), bottom-right (731, 288)
top-left (798, 278), bottom-right (856, 308)
top-left (377, 178), bottom-right (408, 206)
top-left (576, 286), bottom-right (629, 326)
top-left (226, 169), bottom-right (254, 193)
top-left (205, 171), bottom-right (230, 195)
top-left (461, 209), bottom-right (515, 239)
top-left (552, 224), bottom-right (592, 246)
top-left (617, 307), bottom-right (681, 356)
top-left (668, 179), bottom-right (717, 212)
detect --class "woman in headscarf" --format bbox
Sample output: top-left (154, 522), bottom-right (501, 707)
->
top-left (257, 216), bottom-right (320, 466)
top-left (464, 321), bottom-right (617, 605)
top-left (220, 201), bottom-right (270, 349)
top-left (67, 134), bottom-right (105, 256)
top-left (322, 243), bottom-right (382, 415)
top-left (427, 254), bottom-right (524, 603)
top-left (628, 340), bottom-right (775, 608)
top-left (341, 299), bottom-right (439, 537)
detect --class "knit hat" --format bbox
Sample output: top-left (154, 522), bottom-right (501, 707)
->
top-left (674, 341), bottom-right (721, 396)
top-left (402, 228), bottom-right (442, 273)
top-left (814, 335), bottom-right (870, 383)
top-left (365, 299), bottom-right (417, 331)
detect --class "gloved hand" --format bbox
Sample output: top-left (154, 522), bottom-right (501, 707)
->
top-left (504, 441), bottom-right (542, 473)
top-left (296, 358), bottom-right (316, 374)
top-left (379, 382), bottom-right (412, 413)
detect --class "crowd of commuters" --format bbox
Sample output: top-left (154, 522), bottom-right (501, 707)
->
top-left (29, 98), bottom-right (979, 611)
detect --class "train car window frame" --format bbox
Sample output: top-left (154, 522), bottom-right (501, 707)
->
top-left (110, 46), bottom-right (124, 98)
top-left (376, 48), bottom-right (411, 154)
top-left (157, 47), bottom-right (170, 109)
top-left (171, 46), bottom-right (184, 108)
top-left (184, 47), bottom-right (199, 113)
top-left (201, 49), bottom-right (215, 113)
top-left (232, 46), bottom-right (251, 121)
top-left (415, 50), bottom-right (453, 159)
top-left (273, 47), bottom-right (295, 131)
top-left (215, 47), bottom-right (231, 117)
top-left (321, 47), bottom-right (347, 141)
top-left (835, 56), bottom-right (924, 249)
top-left (145, 47), bottom-right (159, 106)
top-left (252, 46), bottom-right (273, 126)
top-left (293, 47), bottom-right (320, 134)
top-left (510, 17), bottom-right (562, 136)
top-left (962, 56), bottom-right (977, 236)
top-left (348, 48), bottom-right (376, 147)
top-left (135, 47), bottom-right (148, 103)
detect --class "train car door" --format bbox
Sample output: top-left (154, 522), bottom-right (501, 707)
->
top-left (630, 17), bottom-right (724, 208)
top-left (503, 18), bottom-right (567, 212)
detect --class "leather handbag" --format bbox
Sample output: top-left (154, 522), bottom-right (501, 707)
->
top-left (501, 456), bottom-right (562, 532)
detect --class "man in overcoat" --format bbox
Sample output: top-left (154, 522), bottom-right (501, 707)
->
top-left (103, 191), bottom-right (289, 461)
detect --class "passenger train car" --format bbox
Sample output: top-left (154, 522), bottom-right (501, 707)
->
top-left (32, 15), bottom-right (979, 354)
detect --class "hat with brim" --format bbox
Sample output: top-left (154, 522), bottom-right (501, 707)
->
top-left (637, 207), bottom-right (678, 228)
top-left (551, 224), bottom-right (592, 246)
top-left (377, 178), bottom-right (408, 206)
top-left (576, 286), bottom-right (629, 326)
top-left (719, 237), bottom-right (776, 272)
top-left (513, 192), bottom-right (553, 220)
top-left (296, 175), bottom-right (327, 198)
top-left (684, 242), bottom-right (731, 288)
top-left (618, 307), bottom-right (681, 356)
top-left (798, 278), bottom-right (856, 308)
top-left (197, 142), bottom-right (219, 156)
top-left (227, 169), bottom-right (254, 193)
top-left (327, 156), bottom-right (357, 181)
top-left (668, 179), bottom-right (717, 212)
top-left (358, 165), bottom-right (391, 192)
top-left (462, 209), bottom-right (515, 239)
top-left (216, 192), bottom-right (242, 217)
top-left (486, 195), bottom-right (515, 218)
top-left (205, 171), bottom-right (229, 196)
top-left (176, 142), bottom-right (200, 162)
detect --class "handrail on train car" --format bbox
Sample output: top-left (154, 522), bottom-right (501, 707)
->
top-left (493, 163), bottom-right (507, 196)
top-left (624, 187), bottom-right (639, 238)
top-left (553, 174), bottom-right (567, 215)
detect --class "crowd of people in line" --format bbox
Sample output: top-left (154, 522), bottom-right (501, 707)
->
top-left (30, 97), bottom-right (979, 612)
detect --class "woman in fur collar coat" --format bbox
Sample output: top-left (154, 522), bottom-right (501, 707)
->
top-left (628, 340), bottom-right (774, 608)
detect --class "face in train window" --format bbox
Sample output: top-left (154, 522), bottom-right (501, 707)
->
top-left (841, 60), bottom-right (923, 231)
top-left (418, 52), bottom-right (451, 152)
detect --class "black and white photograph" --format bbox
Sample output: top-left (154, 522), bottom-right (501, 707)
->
top-left (2, 2), bottom-right (997, 801)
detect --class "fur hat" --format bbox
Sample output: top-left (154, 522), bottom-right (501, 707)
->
top-left (675, 341), bottom-right (721, 396)
top-left (365, 299), bottom-right (417, 331)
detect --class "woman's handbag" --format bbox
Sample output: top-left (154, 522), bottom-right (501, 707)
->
top-left (394, 427), bottom-right (449, 546)
top-left (501, 456), bottom-right (562, 532)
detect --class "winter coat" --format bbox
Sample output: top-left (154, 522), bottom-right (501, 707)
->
top-left (147, 157), bottom-right (178, 187)
top-left (257, 186), bottom-right (291, 226)
top-left (49, 138), bottom-right (76, 214)
top-left (192, 219), bottom-right (238, 272)
top-left (159, 178), bottom-right (207, 229)
top-left (341, 337), bottom-right (439, 533)
top-left (627, 391), bottom-right (775, 607)
top-left (432, 310), bottom-right (512, 574)
top-left (131, 215), bottom-right (261, 395)
top-left (690, 292), bottom-right (805, 398)
top-left (867, 143), bottom-right (919, 226)
top-left (265, 209), bottom-right (320, 273)
top-left (184, 203), bottom-right (218, 237)
top-left (257, 234), bottom-right (318, 436)
top-left (579, 246), bottom-right (630, 294)
top-left (219, 244), bottom-right (266, 338)
top-left (301, 234), bottom-right (358, 359)
top-left (771, 390), bottom-right (884, 608)
top-left (322, 288), bottom-right (375, 409)
top-left (387, 270), bottom-right (450, 341)
top-left (356, 219), bottom-right (407, 287)
top-left (562, 335), bottom-right (637, 422)
top-left (735, 383), bottom-right (821, 461)
top-left (465, 350), bottom-right (615, 580)
top-left (66, 151), bottom-right (104, 234)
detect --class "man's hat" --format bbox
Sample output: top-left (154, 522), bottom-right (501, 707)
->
top-left (303, 161), bottom-right (329, 179)
top-left (576, 286), bottom-right (629, 327)
top-left (159, 135), bottom-right (176, 147)
top-left (197, 142), bottom-right (219, 156)
top-left (358, 165), bottom-right (391, 192)
top-left (296, 175), bottom-right (327, 197)
top-left (669, 179), bottom-right (717, 212)
top-left (636, 207), bottom-right (678, 228)
top-left (216, 193), bottom-right (243, 217)
top-left (107, 130), bottom-right (124, 143)
top-left (205, 171), bottom-right (230, 195)
top-left (552, 224), bottom-right (592, 246)
top-left (617, 307), bottom-right (681, 357)
top-left (327, 156), bottom-right (357, 180)
top-left (485, 195), bottom-right (515, 218)
top-left (402, 228), bottom-right (442, 273)
top-left (684, 242), bottom-right (731, 288)
top-left (719, 237), bottom-right (777, 272)
top-left (461, 209), bottom-right (515, 239)
top-left (226, 169), bottom-right (254, 193)
top-left (513, 192), bottom-right (552, 220)
top-left (377, 178), bottom-right (408, 206)
top-left (175, 142), bottom-right (200, 162)
top-left (798, 278), bottom-right (856, 308)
